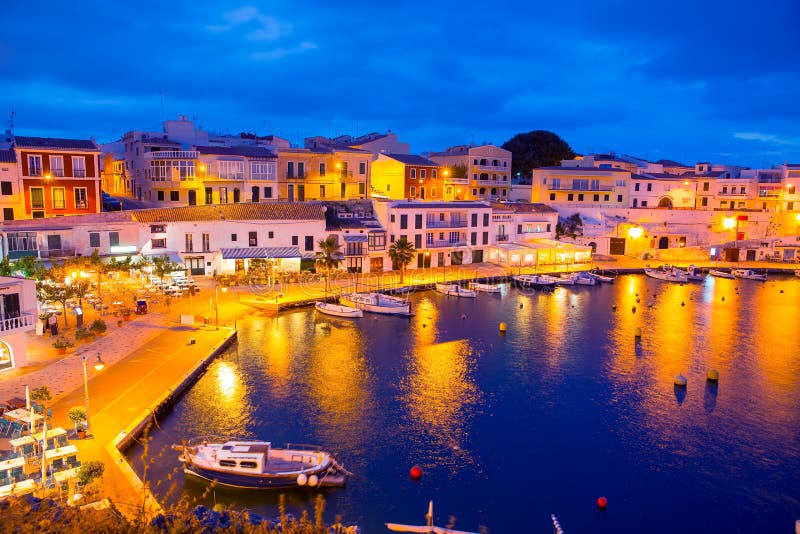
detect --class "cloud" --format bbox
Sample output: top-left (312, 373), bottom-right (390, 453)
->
top-left (733, 132), bottom-right (799, 146)
top-left (206, 6), bottom-right (290, 42)
top-left (251, 41), bottom-right (318, 61)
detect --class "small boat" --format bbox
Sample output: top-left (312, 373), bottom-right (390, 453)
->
top-left (435, 283), bottom-right (477, 298)
top-left (173, 439), bottom-right (349, 490)
top-left (709, 269), bottom-right (735, 279)
top-left (681, 264), bottom-right (705, 281)
top-left (573, 272), bottom-right (598, 286)
top-left (587, 270), bottom-right (615, 283)
top-left (340, 292), bottom-right (412, 315)
top-left (644, 265), bottom-right (688, 283)
top-left (552, 273), bottom-right (576, 286)
top-left (386, 500), bottom-right (478, 534)
top-left (731, 269), bottom-right (767, 281)
top-left (795, 269), bottom-right (800, 278)
top-left (315, 301), bottom-right (363, 318)
top-left (512, 274), bottom-right (557, 288)
top-left (468, 282), bottom-right (501, 293)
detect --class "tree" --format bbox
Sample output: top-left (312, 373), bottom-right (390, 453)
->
top-left (37, 281), bottom-right (74, 328)
top-left (151, 254), bottom-right (183, 282)
top-left (388, 237), bottom-right (416, 284)
top-left (314, 237), bottom-right (343, 293)
top-left (556, 213), bottom-right (583, 238)
top-left (502, 130), bottom-right (577, 179)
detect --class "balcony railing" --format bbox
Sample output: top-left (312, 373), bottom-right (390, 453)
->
top-left (29, 169), bottom-right (43, 177)
top-left (144, 151), bottom-right (199, 159)
top-left (39, 248), bottom-right (76, 259)
top-left (0, 313), bottom-right (36, 334)
top-left (717, 191), bottom-right (747, 196)
top-left (548, 184), bottom-right (614, 191)
top-left (475, 164), bottom-right (507, 171)
top-left (73, 169), bottom-right (87, 177)
top-left (425, 239), bottom-right (468, 249)
top-left (51, 169), bottom-right (64, 177)
top-left (286, 173), bottom-right (306, 180)
top-left (426, 219), bottom-right (468, 228)
top-left (444, 176), bottom-right (469, 184)
top-left (496, 234), bottom-right (510, 242)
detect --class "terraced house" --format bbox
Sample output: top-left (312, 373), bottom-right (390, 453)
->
top-left (276, 146), bottom-right (371, 201)
top-left (429, 144), bottom-right (512, 201)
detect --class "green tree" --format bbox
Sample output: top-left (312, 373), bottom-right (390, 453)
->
top-left (556, 213), bottom-right (583, 238)
top-left (502, 130), bottom-right (577, 179)
top-left (151, 254), bottom-right (183, 282)
top-left (12, 256), bottom-right (47, 279)
top-left (37, 282), bottom-right (75, 328)
top-left (314, 237), bottom-right (343, 293)
top-left (388, 237), bottom-right (416, 284)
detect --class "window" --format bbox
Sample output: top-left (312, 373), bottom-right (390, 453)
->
top-left (287, 162), bottom-right (294, 178)
top-left (219, 161), bottom-right (245, 180)
top-left (205, 187), bottom-right (213, 204)
top-left (788, 185), bottom-right (796, 195)
top-left (703, 182), bottom-right (709, 191)
top-left (421, 169), bottom-right (427, 179)
top-left (617, 194), bottom-right (623, 202)
top-left (568, 193), bottom-right (574, 201)
top-left (390, 214), bottom-right (395, 223)
top-left (359, 182), bottom-right (365, 195)
top-left (185, 234), bottom-right (193, 252)
top-left (7, 232), bottom-right (36, 252)
top-left (264, 186), bottom-right (272, 198)
top-left (786, 201), bottom-right (794, 210)
top-left (49, 156), bottom-right (64, 177)
top-left (231, 234), bottom-right (237, 242)
top-left (483, 213), bottom-right (489, 226)
top-left (578, 194), bottom-right (584, 201)
top-left (634, 183), bottom-right (640, 191)
top-left (431, 187), bottom-right (437, 197)
top-left (400, 214), bottom-right (408, 229)
top-left (740, 187), bottom-right (746, 194)
top-left (410, 169), bottom-right (416, 179)
top-left (549, 193), bottom-right (555, 201)
top-left (415, 214), bottom-right (423, 229)
top-left (249, 232), bottom-right (257, 247)
top-left (641, 201), bottom-right (648, 207)
top-left (432, 169), bottom-right (437, 179)
top-left (471, 213), bottom-right (478, 227)
top-left (722, 186), bottom-right (728, 194)
top-left (233, 188), bottom-right (240, 203)
top-left (470, 232), bottom-right (477, 245)
top-left (297, 162), bottom-right (305, 178)
top-left (368, 232), bottom-right (386, 251)
top-left (647, 183), bottom-right (652, 192)
top-left (74, 187), bottom-right (87, 209)
top-left (251, 186), bottom-right (259, 202)
top-left (304, 236), bottom-right (314, 251)
top-left (551, 178), bottom-right (560, 189)
top-left (414, 234), bottom-right (422, 249)
top-left (0, 182), bottom-right (11, 195)
top-left (594, 194), bottom-right (600, 201)
top-left (52, 187), bottom-right (66, 209)
top-left (410, 186), bottom-right (416, 197)
top-left (3, 208), bottom-right (13, 221)
top-left (572, 179), bottom-right (588, 190)
top-left (320, 185), bottom-right (326, 198)
top-left (109, 232), bottom-right (119, 247)
top-left (157, 191), bottom-right (165, 201)
top-left (170, 191), bottom-right (179, 201)
top-left (268, 231), bottom-right (274, 239)
top-left (32, 211), bottom-right (44, 218)
top-left (28, 155), bottom-right (42, 176)
top-left (615, 179), bottom-right (626, 187)
top-left (251, 162), bottom-right (276, 180)
top-left (219, 187), bottom-right (228, 203)
top-left (604, 194), bottom-right (609, 201)
top-left (701, 197), bottom-right (708, 207)
top-left (359, 162), bottom-right (366, 175)
top-left (202, 233), bottom-right (210, 252)
top-left (633, 198), bottom-right (638, 208)
top-left (319, 163), bottom-right (326, 176)
top-left (482, 231), bottom-right (488, 245)
top-left (72, 156), bottom-right (86, 177)
top-left (291, 236), bottom-right (298, 246)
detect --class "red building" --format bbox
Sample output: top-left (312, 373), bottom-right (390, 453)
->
top-left (13, 136), bottom-right (102, 218)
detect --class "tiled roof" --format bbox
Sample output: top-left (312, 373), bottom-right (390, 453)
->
top-left (489, 202), bottom-right (557, 214)
top-left (196, 146), bottom-right (276, 158)
top-left (13, 136), bottom-right (99, 151)
top-left (656, 159), bottom-right (689, 167)
top-left (391, 201), bottom-right (490, 209)
top-left (0, 211), bottom-right (134, 231)
top-left (132, 202), bottom-right (325, 223)
top-left (0, 149), bottom-right (15, 163)
top-left (384, 154), bottom-right (440, 166)
top-left (537, 166), bottom-right (630, 173)
top-left (221, 247), bottom-right (301, 259)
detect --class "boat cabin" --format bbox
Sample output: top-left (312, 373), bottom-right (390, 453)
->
top-left (215, 442), bottom-right (271, 472)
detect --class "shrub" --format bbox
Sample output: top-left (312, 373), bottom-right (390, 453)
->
top-left (75, 328), bottom-right (94, 341)
top-left (52, 335), bottom-right (74, 349)
top-left (77, 461), bottom-right (105, 485)
top-left (117, 319), bottom-right (123, 327)
top-left (67, 406), bottom-right (87, 432)
top-left (89, 318), bottom-right (107, 334)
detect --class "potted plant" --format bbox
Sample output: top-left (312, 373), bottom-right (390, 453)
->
top-left (121, 308), bottom-right (132, 321)
top-left (89, 318), bottom-right (107, 335)
top-left (52, 335), bottom-right (74, 354)
top-left (67, 406), bottom-right (88, 438)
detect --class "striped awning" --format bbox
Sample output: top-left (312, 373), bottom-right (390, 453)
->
top-left (343, 235), bottom-right (367, 243)
top-left (221, 247), bottom-right (302, 259)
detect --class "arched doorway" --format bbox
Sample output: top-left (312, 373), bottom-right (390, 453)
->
top-left (658, 236), bottom-right (669, 249)
top-left (658, 197), bottom-right (673, 208)
top-left (588, 242), bottom-right (597, 253)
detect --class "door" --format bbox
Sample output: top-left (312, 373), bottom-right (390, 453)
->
top-left (297, 185), bottom-right (305, 201)
top-left (188, 190), bottom-right (197, 206)
top-left (187, 257), bottom-right (205, 276)
top-left (437, 252), bottom-right (445, 267)
top-left (746, 250), bottom-right (756, 261)
top-left (417, 253), bottom-right (431, 268)
top-left (658, 237), bottom-right (669, 249)
top-left (451, 251), bottom-right (463, 265)
top-left (1, 293), bottom-right (20, 319)
top-left (47, 235), bottom-right (61, 255)
top-left (609, 237), bottom-right (626, 255)
top-left (251, 186), bottom-right (259, 202)
top-left (471, 249), bottom-right (483, 263)
top-left (370, 257), bottom-right (383, 272)
top-left (288, 185), bottom-right (294, 202)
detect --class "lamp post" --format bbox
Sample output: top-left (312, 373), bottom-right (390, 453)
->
top-left (215, 284), bottom-right (228, 330)
top-left (82, 353), bottom-right (105, 437)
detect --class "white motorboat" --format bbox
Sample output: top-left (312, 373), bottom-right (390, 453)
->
top-left (552, 273), bottom-right (576, 285)
top-left (731, 269), bottom-right (767, 281)
top-left (173, 439), bottom-right (348, 490)
top-left (340, 292), bottom-right (412, 315)
top-left (435, 283), bottom-right (477, 298)
top-left (681, 264), bottom-right (705, 281)
top-left (709, 269), bottom-right (735, 279)
top-left (512, 274), bottom-right (557, 288)
top-left (587, 270), bottom-right (615, 283)
top-left (468, 282), bottom-right (502, 293)
top-left (645, 266), bottom-right (689, 283)
top-left (315, 301), bottom-right (363, 318)
top-left (386, 501), bottom-right (478, 534)
top-left (573, 272), bottom-right (598, 286)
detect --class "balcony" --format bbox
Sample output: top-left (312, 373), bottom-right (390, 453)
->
top-left (496, 234), bottom-right (510, 242)
top-left (73, 169), bottom-right (87, 178)
top-left (286, 173), bottom-right (306, 180)
top-left (475, 164), bottom-right (508, 171)
top-left (339, 171), bottom-right (363, 184)
top-left (717, 191), bottom-right (747, 197)
top-left (426, 239), bottom-right (468, 249)
top-left (444, 176), bottom-right (469, 185)
top-left (426, 219), bottom-right (468, 229)
top-left (7, 250), bottom-right (37, 260)
top-left (0, 313), bottom-right (36, 335)
top-left (28, 168), bottom-right (43, 177)
top-left (144, 151), bottom-right (199, 160)
top-left (548, 184), bottom-right (614, 191)
top-left (39, 248), bottom-right (76, 259)
top-left (51, 169), bottom-right (64, 177)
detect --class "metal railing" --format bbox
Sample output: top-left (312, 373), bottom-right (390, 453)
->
top-left (425, 239), bottom-right (468, 248)
top-left (548, 184), bottom-right (614, 191)
top-left (39, 248), bottom-right (76, 258)
top-left (73, 169), bottom-right (87, 177)
top-left (426, 219), bottom-right (468, 228)
top-left (496, 234), bottom-right (510, 242)
top-left (144, 151), bottom-right (199, 159)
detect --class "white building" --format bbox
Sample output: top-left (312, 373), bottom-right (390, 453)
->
top-left (0, 276), bottom-right (38, 372)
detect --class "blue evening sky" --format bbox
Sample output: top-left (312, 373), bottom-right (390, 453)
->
top-left (1, 1), bottom-right (798, 168)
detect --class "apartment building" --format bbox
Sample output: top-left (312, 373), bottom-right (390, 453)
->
top-left (429, 144), bottom-right (512, 201)
top-left (194, 146), bottom-right (278, 205)
top-left (323, 200), bottom-right (387, 273)
top-left (630, 174), bottom-right (697, 209)
top-left (531, 166), bottom-right (630, 209)
top-left (0, 276), bottom-right (38, 372)
top-left (13, 136), bottom-right (102, 218)
top-left (370, 154), bottom-right (444, 201)
top-left (277, 147), bottom-right (371, 201)
top-left (305, 131), bottom-right (410, 155)
top-left (0, 149), bottom-right (20, 221)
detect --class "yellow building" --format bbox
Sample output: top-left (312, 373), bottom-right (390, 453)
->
top-left (531, 166), bottom-right (630, 208)
top-left (370, 154), bottom-right (444, 201)
top-left (277, 148), bottom-right (370, 201)
top-left (429, 144), bottom-right (512, 201)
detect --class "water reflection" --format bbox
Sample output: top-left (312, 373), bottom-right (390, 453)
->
top-left (184, 359), bottom-right (250, 437)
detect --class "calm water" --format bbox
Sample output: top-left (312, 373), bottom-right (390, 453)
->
top-left (129, 275), bottom-right (800, 533)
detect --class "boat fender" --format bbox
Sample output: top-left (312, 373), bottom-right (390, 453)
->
top-left (308, 474), bottom-right (319, 487)
top-left (297, 474), bottom-right (308, 486)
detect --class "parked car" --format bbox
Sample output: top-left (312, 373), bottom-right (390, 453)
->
top-left (103, 197), bottom-right (122, 211)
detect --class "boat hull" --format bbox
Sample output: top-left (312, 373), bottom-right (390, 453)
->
top-left (709, 269), bottom-right (735, 279)
top-left (435, 284), bottom-right (477, 297)
top-left (469, 282), bottom-right (501, 293)
top-left (340, 294), bottom-right (411, 315)
top-left (315, 302), bottom-right (363, 318)
top-left (184, 463), bottom-right (345, 489)
top-left (644, 268), bottom-right (688, 282)
top-left (512, 275), bottom-right (556, 288)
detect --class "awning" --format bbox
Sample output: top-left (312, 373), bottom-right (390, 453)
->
top-left (221, 247), bottom-right (302, 260)
top-left (144, 251), bottom-right (183, 264)
top-left (343, 235), bottom-right (367, 243)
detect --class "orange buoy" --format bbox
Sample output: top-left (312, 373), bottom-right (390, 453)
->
top-left (597, 497), bottom-right (608, 509)
top-left (410, 466), bottom-right (423, 480)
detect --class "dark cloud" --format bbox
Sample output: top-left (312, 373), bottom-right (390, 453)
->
top-left (1, 0), bottom-right (799, 166)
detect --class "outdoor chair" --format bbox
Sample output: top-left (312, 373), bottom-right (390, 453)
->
top-left (0, 476), bottom-right (10, 487)
top-left (0, 417), bottom-right (9, 434)
top-left (46, 409), bottom-right (53, 420)
top-left (10, 422), bottom-right (22, 439)
top-left (10, 467), bottom-right (23, 482)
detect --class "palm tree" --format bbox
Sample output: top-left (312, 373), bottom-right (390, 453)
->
top-left (388, 237), bottom-right (416, 284)
top-left (314, 237), bottom-right (343, 293)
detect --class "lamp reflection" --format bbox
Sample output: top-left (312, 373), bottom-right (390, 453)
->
top-left (186, 359), bottom-right (249, 437)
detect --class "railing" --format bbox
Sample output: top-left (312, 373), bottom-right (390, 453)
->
top-left (426, 219), bottom-right (468, 228)
top-left (717, 191), bottom-right (747, 196)
top-left (496, 234), bottom-right (510, 242)
top-left (286, 173), bottom-right (306, 179)
top-left (51, 169), bottom-right (64, 177)
top-left (475, 164), bottom-right (507, 171)
top-left (144, 151), bottom-right (199, 159)
top-left (425, 239), bottom-right (468, 248)
top-left (444, 176), bottom-right (469, 184)
top-left (0, 313), bottom-right (36, 334)
top-left (29, 169), bottom-right (43, 177)
top-left (548, 184), bottom-right (614, 191)
top-left (39, 248), bottom-right (76, 258)
top-left (8, 250), bottom-right (37, 260)
top-left (73, 169), bottom-right (87, 178)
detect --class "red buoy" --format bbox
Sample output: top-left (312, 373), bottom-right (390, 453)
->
top-left (409, 466), bottom-right (423, 480)
top-left (597, 497), bottom-right (608, 509)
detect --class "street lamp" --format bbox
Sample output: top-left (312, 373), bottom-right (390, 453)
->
top-left (215, 285), bottom-right (228, 330)
top-left (82, 353), bottom-right (105, 437)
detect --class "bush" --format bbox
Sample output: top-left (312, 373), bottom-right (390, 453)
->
top-left (52, 335), bottom-right (73, 349)
top-left (67, 406), bottom-right (87, 432)
top-left (75, 328), bottom-right (94, 341)
top-left (89, 318), bottom-right (107, 334)
top-left (77, 461), bottom-right (105, 485)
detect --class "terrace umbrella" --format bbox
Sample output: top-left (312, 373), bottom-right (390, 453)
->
top-left (40, 419), bottom-right (47, 487)
top-left (25, 385), bottom-right (30, 411)
top-left (30, 408), bottom-right (35, 434)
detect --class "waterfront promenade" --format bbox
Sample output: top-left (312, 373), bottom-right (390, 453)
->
top-left (0, 257), bottom-right (795, 518)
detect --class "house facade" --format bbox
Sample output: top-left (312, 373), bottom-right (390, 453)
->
top-left (277, 147), bottom-right (371, 202)
top-left (0, 149), bottom-right (21, 221)
top-left (531, 166), bottom-right (630, 209)
top-left (370, 154), bottom-right (444, 201)
top-left (0, 276), bottom-right (37, 372)
top-left (429, 144), bottom-right (512, 201)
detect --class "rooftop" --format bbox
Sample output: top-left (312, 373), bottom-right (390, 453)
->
top-left (195, 146), bottom-right (276, 158)
top-left (489, 201), bottom-right (557, 214)
top-left (0, 149), bottom-right (16, 163)
top-left (13, 136), bottom-right (99, 151)
top-left (383, 154), bottom-right (440, 166)
top-left (133, 202), bottom-right (325, 223)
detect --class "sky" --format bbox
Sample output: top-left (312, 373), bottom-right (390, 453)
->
top-left (1, 0), bottom-right (799, 168)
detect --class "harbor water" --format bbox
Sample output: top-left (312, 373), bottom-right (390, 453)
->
top-left (129, 274), bottom-right (800, 533)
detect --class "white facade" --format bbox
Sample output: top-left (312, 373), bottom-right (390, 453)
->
top-left (0, 276), bottom-right (37, 372)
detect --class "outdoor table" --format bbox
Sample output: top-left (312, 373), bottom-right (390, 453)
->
top-left (53, 467), bottom-right (79, 483)
top-left (4, 409), bottom-right (44, 425)
top-left (0, 478), bottom-right (36, 498)
top-left (37, 427), bottom-right (68, 450)
top-left (9, 435), bottom-right (35, 451)
top-left (44, 444), bottom-right (78, 462)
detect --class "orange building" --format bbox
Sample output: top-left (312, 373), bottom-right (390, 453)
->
top-left (370, 154), bottom-right (444, 201)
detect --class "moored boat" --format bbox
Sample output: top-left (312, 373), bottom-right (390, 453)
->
top-left (468, 281), bottom-right (502, 293)
top-left (173, 439), bottom-right (349, 490)
top-left (573, 272), bottom-right (598, 286)
top-left (795, 268), bottom-right (800, 278)
top-left (682, 264), bottom-right (705, 281)
top-left (340, 292), bottom-right (412, 315)
top-left (552, 273), bottom-right (576, 285)
top-left (512, 274), bottom-right (557, 288)
top-left (731, 269), bottom-right (767, 281)
top-left (315, 301), bottom-right (363, 318)
top-left (587, 270), bottom-right (615, 283)
top-left (709, 269), bottom-right (735, 279)
top-left (435, 283), bottom-right (477, 297)
top-left (644, 265), bottom-right (689, 283)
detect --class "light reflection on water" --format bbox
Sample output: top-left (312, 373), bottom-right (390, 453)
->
top-left (130, 276), bottom-right (800, 533)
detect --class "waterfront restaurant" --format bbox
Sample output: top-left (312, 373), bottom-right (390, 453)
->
top-left (488, 239), bottom-right (592, 269)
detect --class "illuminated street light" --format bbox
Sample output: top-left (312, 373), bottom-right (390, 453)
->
top-left (82, 353), bottom-right (105, 437)
top-left (628, 226), bottom-right (644, 239)
top-left (722, 217), bottom-right (736, 229)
